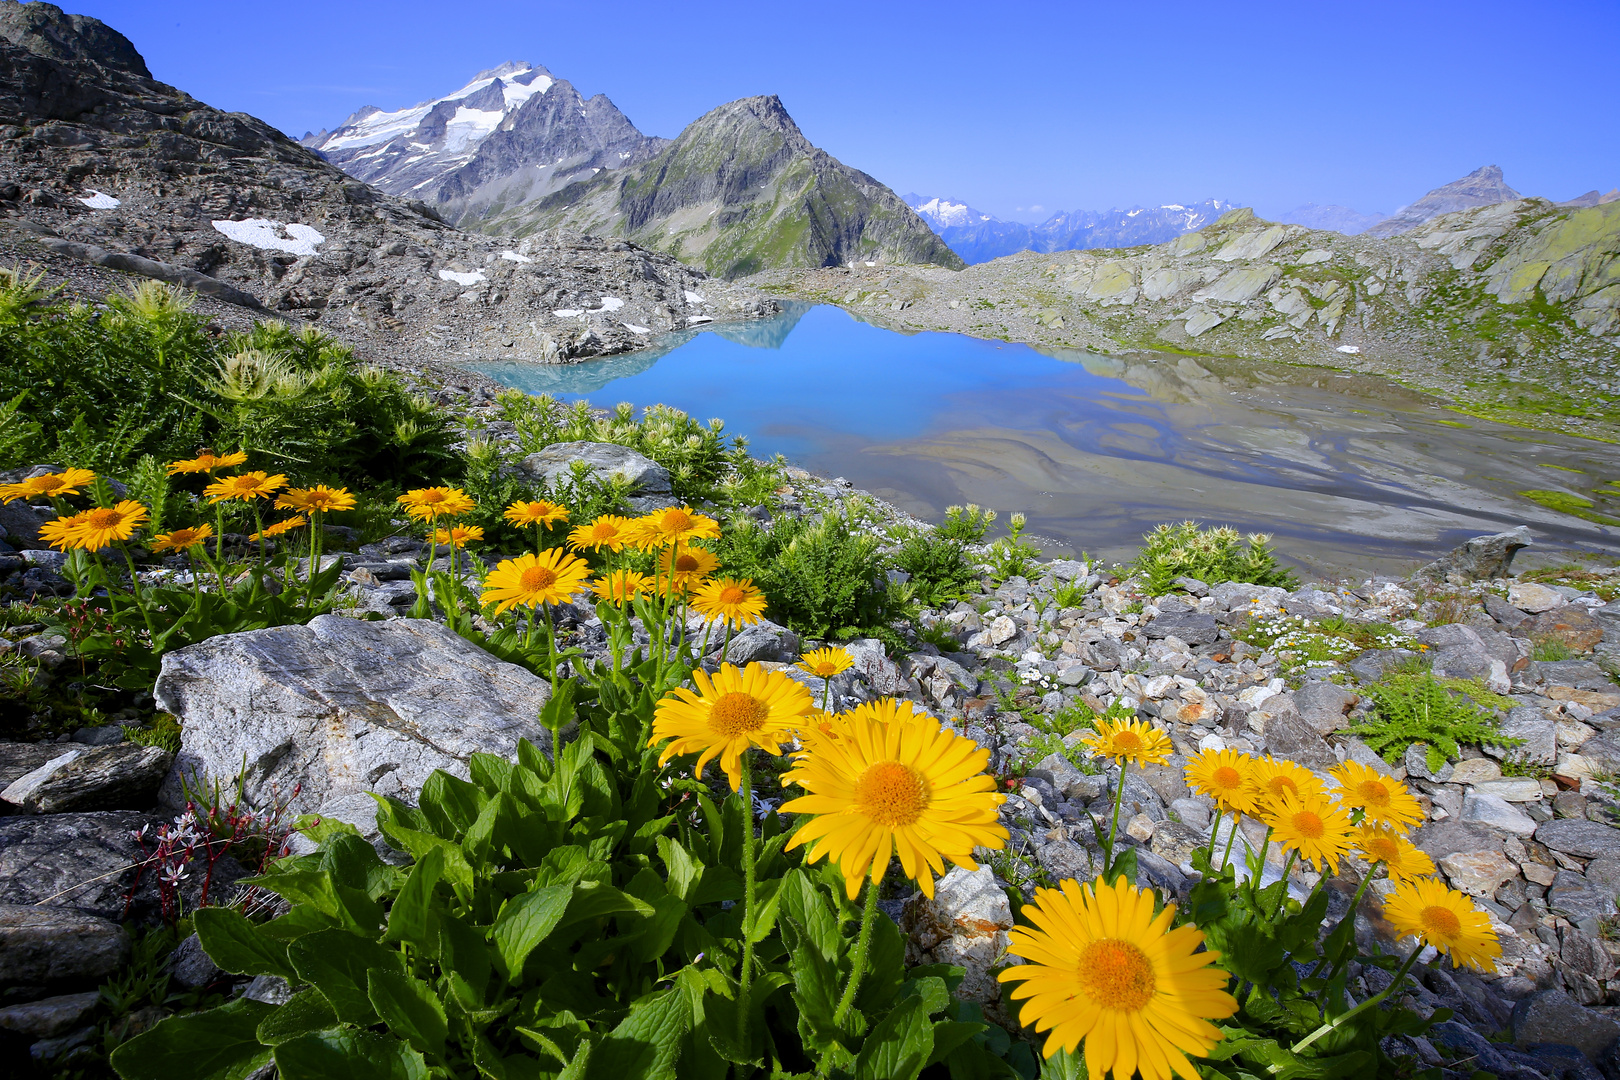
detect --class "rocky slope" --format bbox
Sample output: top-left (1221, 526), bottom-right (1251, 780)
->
top-left (480, 95), bottom-right (963, 278)
top-left (907, 193), bottom-right (1233, 264)
top-left (0, 2), bottom-right (773, 368)
top-left (301, 62), bottom-right (667, 229)
top-left (1368, 165), bottom-right (1522, 237)
top-left (755, 199), bottom-right (1620, 438)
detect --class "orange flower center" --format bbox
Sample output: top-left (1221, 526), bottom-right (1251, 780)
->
top-left (85, 508), bottom-right (122, 529)
top-left (810, 662), bottom-right (838, 677)
top-left (1077, 939), bottom-right (1156, 1011)
top-left (855, 760), bottom-right (929, 826)
top-left (1420, 905), bottom-right (1461, 940)
top-left (707, 691), bottom-right (769, 738)
top-left (1290, 811), bottom-right (1325, 840)
top-left (1268, 777), bottom-right (1299, 798)
top-left (675, 553), bottom-right (700, 573)
top-left (591, 522), bottom-right (616, 538)
top-left (718, 586), bottom-right (747, 605)
top-left (520, 566), bottom-right (558, 592)
top-left (33, 477), bottom-right (66, 492)
top-left (661, 509), bottom-right (692, 533)
top-left (1212, 766), bottom-right (1243, 791)
top-left (421, 490), bottom-right (447, 503)
top-left (1113, 730), bottom-right (1144, 751)
top-left (1356, 780), bottom-right (1391, 808)
top-left (1366, 837), bottom-right (1399, 863)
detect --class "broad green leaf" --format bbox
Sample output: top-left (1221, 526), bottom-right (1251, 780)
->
top-left (193, 907), bottom-right (295, 979)
top-left (384, 845), bottom-right (443, 947)
top-left (779, 870), bottom-right (841, 964)
top-left (855, 909), bottom-right (907, 1014)
top-left (897, 975), bottom-right (949, 1017)
top-left (369, 969), bottom-right (449, 1059)
top-left (274, 1028), bottom-right (429, 1080)
top-left (287, 928), bottom-right (404, 1026)
top-left (254, 869), bottom-right (342, 919)
top-left (493, 885), bottom-right (572, 979)
top-left (587, 987), bottom-right (690, 1080)
top-left (420, 769), bottom-right (488, 840)
top-left (320, 832), bottom-right (386, 893)
top-left (109, 997), bottom-right (274, 1080)
top-left (656, 836), bottom-right (702, 903)
top-left (440, 913), bottom-right (493, 1010)
top-left (926, 1020), bottom-right (987, 1068)
top-left (744, 876), bottom-right (781, 944)
top-left (469, 751), bottom-right (513, 794)
top-left (788, 935), bottom-right (841, 1053)
top-left (1039, 1045), bottom-right (1087, 1080)
top-left (256, 989), bottom-right (338, 1046)
top-left (855, 996), bottom-right (934, 1080)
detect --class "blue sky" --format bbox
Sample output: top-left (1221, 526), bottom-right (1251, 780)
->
top-left (80, 0), bottom-right (1619, 222)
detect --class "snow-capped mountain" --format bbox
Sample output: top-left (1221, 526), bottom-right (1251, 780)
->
top-left (905, 195), bottom-right (1234, 264)
top-left (303, 62), bottom-right (665, 226)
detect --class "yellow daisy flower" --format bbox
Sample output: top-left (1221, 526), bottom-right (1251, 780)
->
top-left (1352, 824), bottom-right (1436, 882)
top-left (657, 544), bottom-right (719, 591)
top-left (204, 472), bottom-right (287, 504)
top-left (479, 548), bottom-right (591, 615)
top-left (249, 515), bottom-right (306, 541)
top-left (1081, 717), bottom-right (1172, 766)
top-left (0, 468), bottom-right (98, 503)
top-left (432, 524), bottom-right (484, 548)
top-left (691, 577), bottom-right (767, 627)
top-left (782, 706), bottom-right (1007, 898)
top-left (505, 499), bottom-right (569, 528)
top-left (64, 500), bottom-right (149, 550)
top-left (166, 450), bottom-right (247, 475)
top-left (1383, 878), bottom-right (1501, 972)
top-left (651, 662), bottom-right (814, 790)
top-left (998, 876), bottom-right (1238, 1076)
top-left (1247, 756), bottom-right (1324, 808)
top-left (1330, 760), bottom-right (1425, 832)
top-left (632, 505), bottom-right (720, 549)
top-left (1261, 789), bottom-right (1355, 873)
top-left (275, 485), bottom-right (357, 514)
top-left (592, 569), bottom-right (652, 604)
top-left (149, 524), bottom-right (215, 553)
top-left (1184, 749), bottom-right (1260, 817)
top-left (39, 512), bottom-right (90, 551)
top-left (567, 514), bottom-right (632, 553)
top-left (396, 486), bottom-right (475, 521)
top-left (797, 647), bottom-right (855, 679)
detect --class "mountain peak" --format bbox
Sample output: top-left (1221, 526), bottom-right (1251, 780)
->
top-left (0, 0), bottom-right (149, 76)
top-left (1367, 164), bottom-right (1521, 237)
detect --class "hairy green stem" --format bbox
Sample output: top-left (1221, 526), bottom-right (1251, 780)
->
top-left (1205, 806), bottom-right (1224, 871)
top-left (1285, 946), bottom-right (1423, 1063)
top-left (1105, 760), bottom-right (1128, 872)
top-left (833, 877), bottom-right (882, 1028)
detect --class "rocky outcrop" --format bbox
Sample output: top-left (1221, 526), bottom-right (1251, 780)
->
top-left (1367, 165), bottom-right (1522, 238)
top-left (155, 616), bottom-right (553, 829)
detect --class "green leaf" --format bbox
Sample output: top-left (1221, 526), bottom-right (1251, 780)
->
top-left (193, 907), bottom-right (296, 979)
top-left (419, 769), bottom-right (487, 840)
top-left (897, 975), bottom-right (949, 1017)
top-left (110, 997), bottom-right (275, 1080)
top-left (1039, 1045), bottom-right (1087, 1080)
top-left (275, 1029), bottom-right (429, 1080)
top-left (493, 885), bottom-right (572, 979)
top-left (287, 928), bottom-right (405, 1026)
top-left (369, 969), bottom-right (449, 1059)
top-left (586, 986), bottom-right (690, 1080)
top-left (926, 1020), bottom-right (987, 1068)
top-left (384, 845), bottom-right (443, 948)
top-left (779, 869), bottom-right (840, 964)
top-left (440, 913), bottom-right (493, 1010)
top-left (855, 995), bottom-right (934, 1080)
top-left (256, 990), bottom-right (337, 1047)
top-left (856, 909), bottom-right (908, 1014)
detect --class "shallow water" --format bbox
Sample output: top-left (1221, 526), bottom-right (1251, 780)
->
top-left (469, 303), bottom-right (1620, 576)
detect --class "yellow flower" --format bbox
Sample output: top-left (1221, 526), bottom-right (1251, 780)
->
top-left (592, 569), bottom-right (652, 604)
top-left (0, 468), bottom-right (98, 503)
top-left (1081, 717), bottom-right (1172, 766)
top-left (691, 577), bottom-right (767, 627)
top-left (432, 525), bottom-right (484, 548)
top-left (1330, 761), bottom-right (1425, 833)
top-left (651, 662), bottom-right (814, 790)
top-left (1247, 756), bottom-right (1323, 808)
top-left (657, 544), bottom-right (719, 591)
top-left (631, 505), bottom-right (720, 549)
top-left (782, 705), bottom-right (1007, 898)
top-left (166, 450), bottom-right (247, 475)
top-left (39, 512), bottom-right (90, 551)
top-left (66, 500), bottom-right (149, 550)
top-left (505, 500), bottom-right (569, 528)
top-left (568, 514), bottom-right (632, 553)
top-left (204, 472), bottom-right (287, 503)
top-left (1184, 749), bottom-right (1260, 818)
top-left (250, 515), bottom-right (306, 541)
top-left (276, 485), bottom-right (357, 514)
top-left (839, 697), bottom-right (936, 728)
top-left (797, 647), bottom-right (855, 679)
top-left (479, 548), bottom-right (591, 614)
top-left (1383, 878), bottom-right (1500, 972)
top-left (998, 876), bottom-right (1238, 1075)
top-left (150, 524), bottom-right (215, 553)
top-left (1261, 789), bottom-right (1355, 873)
top-left (397, 486), bottom-right (475, 521)
top-left (1352, 824), bottom-right (1435, 882)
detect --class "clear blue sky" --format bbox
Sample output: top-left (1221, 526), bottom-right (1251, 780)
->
top-left (78, 0), bottom-right (1619, 222)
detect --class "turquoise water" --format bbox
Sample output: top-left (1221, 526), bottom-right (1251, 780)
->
top-left (469, 303), bottom-right (1620, 574)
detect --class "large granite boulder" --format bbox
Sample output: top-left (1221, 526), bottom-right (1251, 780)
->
top-left (0, 906), bottom-right (127, 990)
top-left (518, 441), bottom-right (673, 510)
top-left (2, 743), bottom-right (171, 813)
top-left (0, 812), bottom-right (154, 919)
top-left (1412, 526), bottom-right (1531, 583)
top-left (156, 616), bottom-right (552, 828)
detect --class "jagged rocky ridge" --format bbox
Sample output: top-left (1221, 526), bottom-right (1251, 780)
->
top-left (0, 1), bottom-right (774, 366)
top-left (906, 193), bottom-right (1234, 264)
top-left (481, 95), bottom-right (963, 278)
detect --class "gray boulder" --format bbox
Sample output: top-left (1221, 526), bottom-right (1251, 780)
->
top-left (0, 499), bottom-right (52, 550)
top-left (1414, 819), bottom-right (1503, 858)
top-left (1293, 681), bottom-right (1357, 734)
top-left (1488, 707), bottom-right (1557, 765)
top-left (0, 905), bottom-right (127, 989)
top-left (1578, 732), bottom-right (1620, 774)
top-left (1413, 525), bottom-right (1531, 582)
top-left (1548, 871), bottom-right (1618, 922)
top-left (2, 743), bottom-right (171, 813)
top-left (1261, 703), bottom-right (1337, 770)
top-left (1512, 987), bottom-right (1619, 1059)
top-left (0, 813), bottom-right (154, 919)
top-left (1348, 648), bottom-right (1419, 684)
top-left (1143, 612), bottom-right (1219, 646)
top-left (156, 616), bottom-right (552, 822)
top-left (1536, 819), bottom-right (1620, 860)
top-left (519, 441), bottom-right (672, 504)
top-left (0, 742), bottom-right (68, 788)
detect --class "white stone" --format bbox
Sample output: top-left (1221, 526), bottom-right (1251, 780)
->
top-left (1198, 732), bottom-right (1227, 752)
top-left (1508, 582), bottom-right (1566, 613)
top-left (1460, 792), bottom-right (1539, 836)
top-left (987, 615), bottom-right (1018, 646)
top-left (1470, 778), bottom-right (1544, 803)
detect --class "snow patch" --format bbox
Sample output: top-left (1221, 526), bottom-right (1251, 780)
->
top-left (78, 190), bottom-right (120, 209)
top-left (683, 290), bottom-right (708, 305)
top-left (597, 297), bottom-right (624, 311)
top-left (1336, 345), bottom-right (1362, 354)
top-left (686, 315), bottom-right (713, 325)
top-left (500, 250), bottom-right (533, 263)
top-left (212, 218), bottom-right (325, 256)
top-left (437, 269), bottom-right (486, 286)
top-left (553, 309), bottom-right (583, 318)
top-left (623, 323), bottom-right (651, 334)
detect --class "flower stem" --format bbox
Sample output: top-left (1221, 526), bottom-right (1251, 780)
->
top-left (1221, 814), bottom-right (1241, 868)
top-left (1272, 851), bottom-right (1298, 917)
top-left (1285, 945), bottom-right (1423, 1062)
top-left (1105, 760), bottom-right (1128, 872)
top-left (1206, 806), bottom-right (1224, 871)
top-left (833, 875), bottom-right (882, 1028)
top-left (738, 755), bottom-right (759, 1045)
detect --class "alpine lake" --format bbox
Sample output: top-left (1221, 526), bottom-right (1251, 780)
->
top-left (469, 302), bottom-right (1620, 577)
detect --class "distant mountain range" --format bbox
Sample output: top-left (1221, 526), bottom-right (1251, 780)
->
top-left (904, 196), bottom-right (1235, 264)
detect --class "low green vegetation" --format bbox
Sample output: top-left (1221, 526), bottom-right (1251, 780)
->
top-left (1341, 667), bottom-right (1519, 772)
top-left (1130, 521), bottom-right (1299, 596)
top-left (1518, 488), bottom-right (1620, 526)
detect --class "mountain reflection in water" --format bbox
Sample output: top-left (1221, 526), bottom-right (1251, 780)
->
top-left (468, 303), bottom-right (1619, 575)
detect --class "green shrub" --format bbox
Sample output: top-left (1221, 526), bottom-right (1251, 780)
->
top-left (1130, 521), bottom-right (1298, 596)
top-left (938, 503), bottom-right (996, 543)
top-left (985, 513), bottom-right (1042, 583)
top-left (892, 530), bottom-right (976, 606)
top-left (1342, 669), bottom-right (1519, 771)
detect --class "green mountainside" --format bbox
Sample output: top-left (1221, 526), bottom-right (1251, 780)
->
top-left (479, 95), bottom-right (962, 278)
top-left (764, 200), bottom-right (1620, 437)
